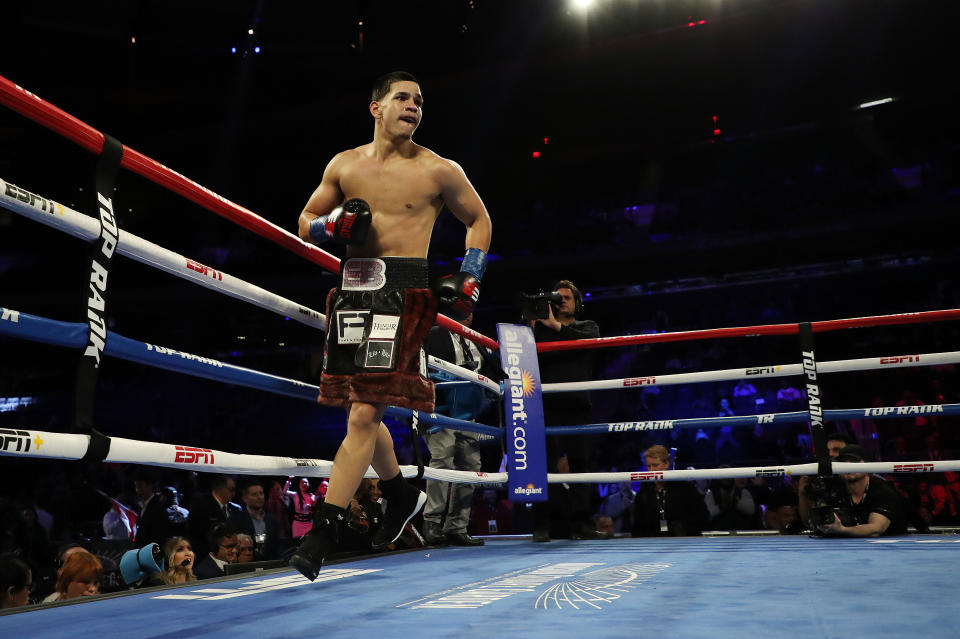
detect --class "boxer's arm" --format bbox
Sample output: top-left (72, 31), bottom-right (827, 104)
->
top-left (298, 153), bottom-right (346, 242)
top-left (439, 159), bottom-right (492, 255)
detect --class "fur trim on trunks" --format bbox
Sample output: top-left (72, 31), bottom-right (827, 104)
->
top-left (318, 287), bottom-right (437, 412)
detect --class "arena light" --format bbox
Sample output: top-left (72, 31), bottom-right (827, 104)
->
top-left (572, 0), bottom-right (594, 9)
top-left (859, 97), bottom-right (893, 109)
top-left (0, 396), bottom-right (36, 412)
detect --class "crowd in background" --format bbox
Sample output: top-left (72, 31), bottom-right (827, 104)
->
top-left (2, 265), bottom-right (959, 611)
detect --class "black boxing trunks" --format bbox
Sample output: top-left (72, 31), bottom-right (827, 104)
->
top-left (318, 257), bottom-right (438, 412)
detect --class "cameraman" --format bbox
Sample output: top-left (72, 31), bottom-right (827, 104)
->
top-left (529, 280), bottom-right (607, 541)
top-left (817, 445), bottom-right (907, 537)
top-left (797, 432), bottom-right (853, 528)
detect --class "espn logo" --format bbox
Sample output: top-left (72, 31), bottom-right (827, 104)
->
top-left (630, 471), bottom-right (664, 481)
top-left (623, 377), bottom-right (656, 387)
top-left (880, 356), bottom-right (920, 364)
top-left (174, 445), bottom-right (215, 464)
top-left (756, 468), bottom-right (787, 477)
top-left (893, 463), bottom-right (936, 473)
top-left (186, 258), bottom-right (223, 281)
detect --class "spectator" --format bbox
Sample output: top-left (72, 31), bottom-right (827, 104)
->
top-left (714, 398), bottom-right (739, 460)
top-left (144, 536), bottom-right (196, 586)
top-left (594, 515), bottom-right (616, 537)
top-left (944, 471), bottom-right (960, 506)
top-left (422, 311), bottom-right (499, 547)
top-left (762, 485), bottom-right (802, 534)
top-left (775, 381), bottom-right (804, 405)
top-left (133, 470), bottom-right (169, 548)
top-left (235, 534), bottom-right (255, 563)
top-left (11, 501), bottom-right (51, 571)
top-left (817, 445), bottom-right (907, 537)
top-left (283, 477), bottom-right (319, 539)
top-left (341, 479), bottom-right (384, 552)
top-left (705, 476), bottom-right (757, 530)
top-left (923, 432), bottom-right (946, 461)
top-left (733, 379), bottom-right (757, 397)
top-left (597, 481), bottom-right (634, 533)
top-left (187, 475), bottom-right (238, 559)
top-left (733, 379), bottom-right (759, 415)
top-left (717, 398), bottom-right (735, 417)
top-left (194, 523), bottom-right (238, 579)
top-left (229, 480), bottom-right (280, 560)
top-left (266, 479), bottom-right (292, 539)
top-left (471, 489), bottom-right (514, 536)
top-left (41, 550), bottom-right (102, 603)
top-left (159, 486), bottom-right (190, 539)
top-left (0, 556), bottom-right (33, 609)
top-left (923, 481), bottom-right (958, 525)
top-left (632, 445), bottom-right (709, 537)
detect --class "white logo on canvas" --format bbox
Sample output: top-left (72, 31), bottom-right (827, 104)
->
top-left (535, 562), bottom-right (671, 610)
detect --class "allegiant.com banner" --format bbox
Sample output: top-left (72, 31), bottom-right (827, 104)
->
top-left (497, 324), bottom-right (548, 502)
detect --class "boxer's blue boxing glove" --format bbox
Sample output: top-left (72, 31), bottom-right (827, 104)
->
top-left (308, 198), bottom-right (372, 245)
top-left (437, 248), bottom-right (487, 320)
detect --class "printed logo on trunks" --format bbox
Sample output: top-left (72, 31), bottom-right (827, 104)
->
top-left (342, 258), bottom-right (386, 291)
top-left (369, 314), bottom-right (400, 339)
top-left (337, 310), bottom-right (370, 345)
top-left (365, 340), bottom-right (395, 368)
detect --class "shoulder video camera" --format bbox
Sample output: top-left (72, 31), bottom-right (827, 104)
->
top-left (520, 290), bottom-right (562, 322)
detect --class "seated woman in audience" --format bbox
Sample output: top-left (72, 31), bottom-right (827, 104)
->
top-left (42, 550), bottom-right (102, 603)
top-left (145, 536), bottom-right (197, 586)
top-left (1, 556), bottom-right (33, 609)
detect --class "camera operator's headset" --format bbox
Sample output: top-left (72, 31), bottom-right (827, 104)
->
top-left (553, 281), bottom-right (584, 317)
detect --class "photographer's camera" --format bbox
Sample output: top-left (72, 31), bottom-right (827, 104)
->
top-left (520, 290), bottom-right (562, 322)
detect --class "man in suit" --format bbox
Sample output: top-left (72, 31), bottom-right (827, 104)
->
top-left (229, 480), bottom-right (280, 560)
top-left (194, 523), bottom-right (239, 579)
top-left (132, 470), bottom-right (170, 548)
top-left (422, 312), bottom-right (501, 547)
top-left (187, 475), bottom-right (238, 558)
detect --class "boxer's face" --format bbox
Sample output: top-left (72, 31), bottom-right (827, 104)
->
top-left (373, 80), bottom-right (423, 138)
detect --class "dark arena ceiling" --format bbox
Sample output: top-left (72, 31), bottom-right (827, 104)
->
top-left (1, 0), bottom-right (958, 341)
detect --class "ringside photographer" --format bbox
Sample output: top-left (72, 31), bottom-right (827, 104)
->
top-left (816, 445), bottom-right (908, 537)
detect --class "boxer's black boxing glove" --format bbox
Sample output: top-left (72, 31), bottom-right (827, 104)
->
top-left (308, 198), bottom-right (372, 245)
top-left (437, 272), bottom-right (480, 321)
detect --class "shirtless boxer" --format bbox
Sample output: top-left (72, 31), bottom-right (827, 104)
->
top-left (289, 71), bottom-right (492, 580)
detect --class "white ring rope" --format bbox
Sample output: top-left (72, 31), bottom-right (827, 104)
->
top-left (543, 351), bottom-right (959, 393)
top-left (427, 355), bottom-right (502, 394)
top-left (3, 429), bottom-right (958, 484)
top-left (1, 177), bottom-right (327, 330)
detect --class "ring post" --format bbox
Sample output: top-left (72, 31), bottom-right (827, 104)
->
top-left (799, 322), bottom-right (831, 475)
top-left (497, 324), bottom-right (548, 502)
